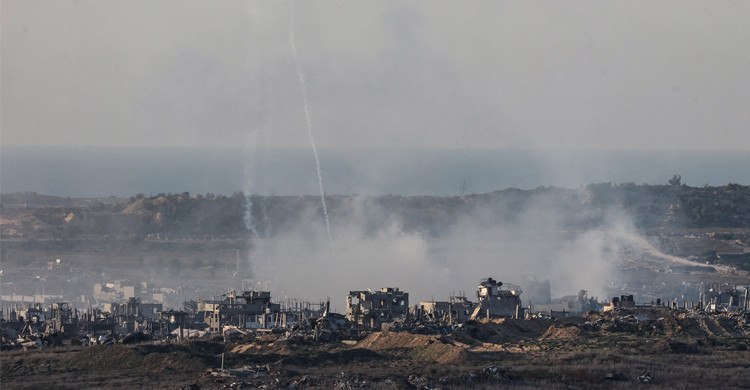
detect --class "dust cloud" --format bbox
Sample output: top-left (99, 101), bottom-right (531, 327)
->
top-left (246, 191), bottom-right (634, 310)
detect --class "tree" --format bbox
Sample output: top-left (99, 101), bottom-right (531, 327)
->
top-left (668, 174), bottom-right (682, 186)
top-left (459, 180), bottom-right (469, 196)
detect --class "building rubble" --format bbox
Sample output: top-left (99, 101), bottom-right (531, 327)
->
top-left (3, 277), bottom-right (749, 351)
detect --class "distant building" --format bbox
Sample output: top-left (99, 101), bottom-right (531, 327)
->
top-left (535, 290), bottom-right (601, 317)
top-left (1, 294), bottom-right (64, 306)
top-left (93, 281), bottom-right (167, 306)
top-left (603, 294), bottom-right (636, 312)
top-left (702, 285), bottom-right (749, 312)
top-left (469, 277), bottom-right (523, 320)
top-left (418, 295), bottom-right (474, 324)
top-left (346, 287), bottom-right (409, 328)
top-left (521, 278), bottom-right (551, 306)
top-left (197, 290), bottom-right (280, 332)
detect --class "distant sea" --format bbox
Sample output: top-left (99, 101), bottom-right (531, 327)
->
top-left (1, 146), bottom-right (748, 197)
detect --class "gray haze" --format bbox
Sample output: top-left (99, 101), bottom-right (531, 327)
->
top-left (248, 193), bottom-right (632, 308)
top-left (3, 1), bottom-right (748, 308)
top-left (3, 0), bottom-right (750, 150)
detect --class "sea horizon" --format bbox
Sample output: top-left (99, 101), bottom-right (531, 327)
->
top-left (2, 145), bottom-right (749, 198)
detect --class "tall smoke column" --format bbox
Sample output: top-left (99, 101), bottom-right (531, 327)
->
top-left (244, 194), bottom-right (260, 239)
top-left (289, 1), bottom-right (332, 243)
top-left (243, 2), bottom-right (264, 242)
top-left (243, 132), bottom-right (262, 240)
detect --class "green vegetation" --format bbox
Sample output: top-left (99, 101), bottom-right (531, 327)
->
top-left (3, 184), bottom-right (750, 241)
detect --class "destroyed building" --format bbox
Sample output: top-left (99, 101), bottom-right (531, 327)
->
top-left (603, 295), bottom-right (636, 312)
top-left (418, 296), bottom-right (474, 324)
top-left (521, 278), bottom-right (552, 306)
top-left (46, 302), bottom-right (79, 335)
top-left (346, 287), bottom-right (409, 328)
top-left (157, 310), bottom-right (191, 339)
top-left (103, 297), bottom-right (163, 333)
top-left (1, 294), bottom-right (64, 307)
top-left (702, 285), bottom-right (749, 312)
top-left (197, 290), bottom-right (281, 332)
top-left (93, 281), bottom-right (168, 306)
top-left (0, 298), bottom-right (162, 349)
top-left (535, 290), bottom-right (601, 317)
top-left (469, 278), bottom-right (524, 320)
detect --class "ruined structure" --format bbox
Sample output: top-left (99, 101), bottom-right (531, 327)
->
top-left (603, 295), bottom-right (636, 312)
top-left (157, 310), bottom-right (189, 339)
top-left (535, 290), bottom-right (601, 317)
top-left (701, 285), bottom-right (749, 312)
top-left (93, 281), bottom-right (168, 306)
top-left (521, 278), bottom-right (552, 306)
top-left (0, 298), bottom-right (163, 348)
top-left (346, 287), bottom-right (409, 328)
top-left (46, 302), bottom-right (79, 335)
top-left (197, 290), bottom-right (280, 332)
top-left (103, 297), bottom-right (163, 333)
top-left (469, 278), bottom-right (523, 320)
top-left (418, 296), bottom-right (474, 324)
top-left (3, 273), bottom-right (746, 352)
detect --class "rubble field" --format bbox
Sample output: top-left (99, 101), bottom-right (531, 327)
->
top-left (2, 308), bottom-right (749, 389)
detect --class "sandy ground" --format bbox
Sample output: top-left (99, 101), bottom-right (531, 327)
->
top-left (623, 232), bottom-right (737, 274)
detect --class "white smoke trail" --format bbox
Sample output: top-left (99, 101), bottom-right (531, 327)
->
top-left (242, 128), bottom-right (259, 239)
top-left (289, 1), bottom-right (333, 243)
top-left (244, 194), bottom-right (260, 239)
top-left (243, 2), bottom-right (263, 242)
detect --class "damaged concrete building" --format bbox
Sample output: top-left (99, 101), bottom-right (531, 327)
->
top-left (105, 297), bottom-right (163, 333)
top-left (46, 302), bottom-right (79, 335)
top-left (197, 290), bottom-right (281, 332)
top-left (418, 296), bottom-right (474, 324)
top-left (0, 298), bottom-right (165, 348)
top-left (535, 290), bottom-right (602, 317)
top-left (346, 287), bottom-right (409, 328)
top-left (469, 278), bottom-right (524, 320)
top-left (93, 281), bottom-right (168, 306)
top-left (701, 285), bottom-right (749, 312)
top-left (416, 278), bottom-right (525, 323)
top-left (603, 295), bottom-right (636, 312)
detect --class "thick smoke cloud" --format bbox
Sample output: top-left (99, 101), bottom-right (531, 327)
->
top-left (246, 191), bottom-right (635, 311)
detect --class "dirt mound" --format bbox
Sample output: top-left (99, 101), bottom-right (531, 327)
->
top-left (354, 332), bottom-right (468, 363)
top-left (582, 311), bottom-right (609, 322)
top-left (458, 318), bottom-right (552, 344)
top-left (230, 333), bottom-right (287, 355)
top-left (411, 339), bottom-right (470, 363)
top-left (540, 324), bottom-right (587, 340)
top-left (356, 332), bottom-right (438, 349)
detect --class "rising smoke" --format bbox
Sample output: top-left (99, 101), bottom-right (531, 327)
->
top-left (288, 1), bottom-right (332, 243)
top-left (245, 190), bottom-right (635, 311)
top-left (238, 2), bottom-right (682, 309)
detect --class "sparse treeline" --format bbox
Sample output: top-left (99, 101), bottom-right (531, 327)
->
top-left (1, 182), bottom-right (750, 241)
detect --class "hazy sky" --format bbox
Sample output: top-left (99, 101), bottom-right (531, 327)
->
top-left (2, 0), bottom-right (749, 150)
